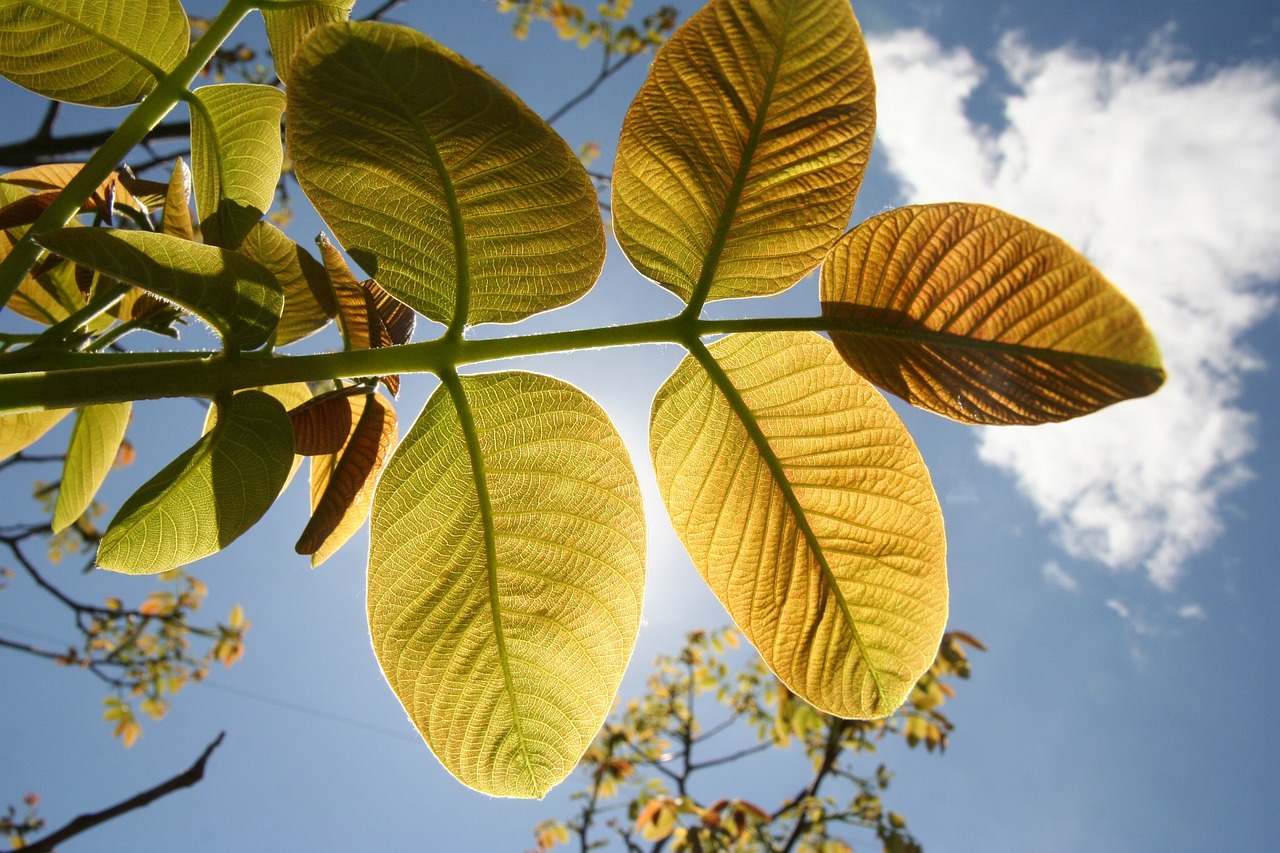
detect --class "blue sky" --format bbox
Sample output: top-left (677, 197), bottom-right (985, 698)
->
top-left (3, 0), bottom-right (1279, 850)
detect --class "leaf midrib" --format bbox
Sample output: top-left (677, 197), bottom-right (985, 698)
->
top-left (442, 371), bottom-right (538, 795)
top-left (684, 0), bottom-right (797, 315)
top-left (688, 338), bottom-right (889, 709)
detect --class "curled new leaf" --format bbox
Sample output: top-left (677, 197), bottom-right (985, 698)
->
top-left (98, 391), bottom-right (294, 574)
top-left (820, 203), bottom-right (1166, 424)
top-left (651, 332), bottom-right (947, 718)
top-left (52, 402), bottom-right (131, 533)
top-left (288, 392), bottom-right (353, 456)
top-left (613, 0), bottom-right (874, 304)
top-left (35, 227), bottom-right (283, 352)
top-left (0, 0), bottom-right (189, 106)
top-left (369, 372), bottom-right (644, 797)
top-left (298, 391), bottom-right (396, 566)
top-left (288, 21), bottom-right (605, 326)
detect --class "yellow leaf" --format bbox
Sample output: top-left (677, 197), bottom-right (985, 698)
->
top-left (821, 202), bottom-right (1165, 424)
top-left (369, 372), bottom-right (645, 797)
top-left (651, 332), bottom-right (947, 718)
top-left (613, 0), bottom-right (874, 305)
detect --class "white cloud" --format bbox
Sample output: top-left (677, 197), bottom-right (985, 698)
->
top-left (867, 30), bottom-right (1280, 587)
top-left (1042, 560), bottom-right (1080, 592)
top-left (1177, 603), bottom-right (1206, 620)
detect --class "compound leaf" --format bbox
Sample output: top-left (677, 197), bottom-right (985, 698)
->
top-left (98, 390), bottom-right (294, 574)
top-left (190, 84), bottom-right (287, 249)
top-left (52, 401), bottom-right (130, 532)
top-left (0, 0), bottom-right (189, 107)
top-left (36, 227), bottom-right (282, 352)
top-left (651, 332), bottom-right (947, 718)
top-left (821, 203), bottom-right (1166, 424)
top-left (288, 21), bottom-right (604, 326)
top-left (369, 372), bottom-right (644, 797)
top-left (613, 0), bottom-right (874, 304)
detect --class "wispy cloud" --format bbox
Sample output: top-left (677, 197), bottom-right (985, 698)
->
top-left (867, 30), bottom-right (1280, 587)
top-left (1042, 561), bottom-right (1080, 593)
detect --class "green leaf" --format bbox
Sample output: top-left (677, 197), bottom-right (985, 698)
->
top-left (237, 222), bottom-right (334, 345)
top-left (613, 0), bottom-right (874, 305)
top-left (369, 371), bottom-right (645, 797)
top-left (98, 390), bottom-right (294, 574)
top-left (35, 227), bottom-right (283, 352)
top-left (288, 21), bottom-right (605, 326)
top-left (190, 84), bottom-right (287, 249)
top-left (820, 203), bottom-right (1166, 424)
top-left (52, 402), bottom-right (130, 533)
top-left (260, 0), bottom-right (355, 87)
top-left (0, 0), bottom-right (189, 107)
top-left (651, 332), bottom-right (947, 718)
top-left (0, 408), bottom-right (72, 460)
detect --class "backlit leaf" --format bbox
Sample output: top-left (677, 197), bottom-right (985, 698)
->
top-left (261, 0), bottom-right (355, 87)
top-left (362, 277), bottom-right (415, 346)
top-left (0, 408), bottom-right (72, 460)
top-left (98, 390), bottom-right (294, 574)
top-left (0, 0), bottom-right (188, 107)
top-left (237, 222), bottom-right (334, 345)
top-left (0, 181), bottom-right (81, 325)
top-left (613, 0), bottom-right (874, 304)
top-left (36, 227), bottom-right (283, 352)
top-left (161, 157), bottom-right (195, 242)
top-left (52, 401), bottom-right (130, 532)
top-left (316, 234), bottom-right (401, 393)
top-left (190, 84), bottom-right (287, 249)
top-left (651, 332), bottom-right (947, 718)
top-left (820, 203), bottom-right (1166, 424)
top-left (289, 392), bottom-right (352, 456)
top-left (298, 391), bottom-right (396, 566)
top-left (369, 371), bottom-right (644, 796)
top-left (288, 21), bottom-right (605, 326)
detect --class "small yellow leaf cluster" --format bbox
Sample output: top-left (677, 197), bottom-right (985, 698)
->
top-left (495, 0), bottom-right (677, 54)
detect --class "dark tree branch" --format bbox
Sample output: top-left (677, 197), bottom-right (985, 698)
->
top-left (35, 102), bottom-right (60, 142)
top-left (776, 721), bottom-right (846, 853)
top-left (21, 733), bottom-right (226, 853)
top-left (547, 49), bottom-right (639, 125)
top-left (0, 121), bottom-right (192, 168)
top-left (360, 0), bottom-right (406, 21)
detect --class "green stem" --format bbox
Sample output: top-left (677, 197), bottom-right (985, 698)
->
top-left (0, 0), bottom-right (257, 311)
top-left (30, 283), bottom-right (131, 350)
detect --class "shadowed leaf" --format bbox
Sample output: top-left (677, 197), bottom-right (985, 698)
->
top-left (651, 332), bottom-right (947, 718)
top-left (98, 390), bottom-right (294, 574)
top-left (52, 402), bottom-right (131, 532)
top-left (362, 278), bottom-right (415, 346)
top-left (238, 222), bottom-right (334, 345)
top-left (613, 0), bottom-right (874, 304)
top-left (298, 391), bottom-right (396, 566)
top-left (161, 157), bottom-right (195, 242)
top-left (261, 0), bottom-right (356, 87)
top-left (0, 0), bottom-right (188, 106)
top-left (288, 21), bottom-right (605, 326)
top-left (369, 371), bottom-right (644, 797)
top-left (190, 84), bottom-right (287, 249)
top-left (36, 227), bottom-right (283, 352)
top-left (820, 203), bottom-right (1166, 424)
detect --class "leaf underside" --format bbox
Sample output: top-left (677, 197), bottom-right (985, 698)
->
top-left (613, 0), bottom-right (874, 303)
top-left (821, 202), bottom-right (1166, 424)
top-left (651, 332), bottom-right (947, 718)
top-left (52, 401), bottom-right (131, 533)
top-left (0, 0), bottom-right (188, 106)
top-left (35, 227), bottom-right (283, 352)
top-left (369, 371), bottom-right (645, 797)
top-left (0, 408), bottom-right (73, 460)
top-left (261, 0), bottom-right (356, 87)
top-left (98, 391), bottom-right (294, 575)
top-left (238, 221), bottom-right (335, 346)
top-left (288, 21), bottom-right (605, 326)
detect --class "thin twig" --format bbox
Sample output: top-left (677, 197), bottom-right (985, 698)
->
top-left (21, 733), bottom-right (226, 853)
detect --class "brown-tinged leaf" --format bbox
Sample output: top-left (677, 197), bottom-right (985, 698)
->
top-left (317, 234), bottom-right (400, 392)
top-left (820, 202), bottom-right (1165, 424)
top-left (361, 279), bottom-right (415, 346)
top-left (237, 222), bottom-right (334, 345)
top-left (288, 393), bottom-right (353, 455)
top-left (0, 189), bottom-right (60, 231)
top-left (298, 392), bottom-right (396, 566)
